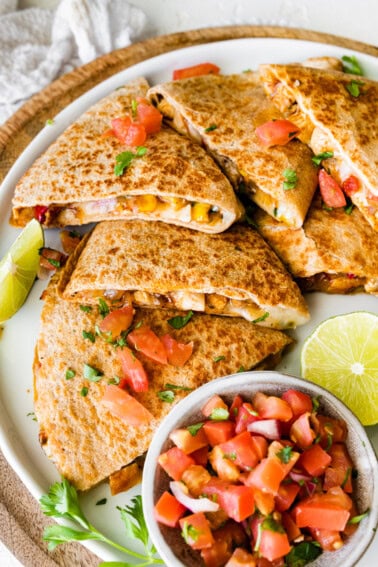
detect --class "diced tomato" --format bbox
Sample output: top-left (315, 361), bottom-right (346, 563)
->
top-left (158, 446), bottom-right (195, 481)
top-left (34, 205), bottom-right (49, 223)
top-left (179, 512), bottom-right (214, 550)
top-left (101, 384), bottom-right (153, 425)
top-left (202, 395), bottom-right (229, 417)
top-left (229, 395), bottom-right (244, 420)
top-left (342, 175), bottom-right (360, 196)
top-left (324, 443), bottom-right (354, 493)
top-left (293, 491), bottom-right (351, 531)
top-left (311, 415), bottom-right (347, 447)
top-left (169, 426), bottom-right (208, 454)
top-left (181, 464), bottom-right (212, 497)
top-left (257, 522), bottom-right (291, 562)
top-left (281, 512), bottom-right (301, 542)
top-left (268, 441), bottom-right (300, 477)
top-left (290, 412), bottom-right (316, 450)
top-left (209, 445), bottom-right (240, 482)
top-left (117, 347), bottom-right (149, 392)
top-left (319, 169), bottom-right (347, 207)
top-left (250, 435), bottom-right (268, 461)
top-left (59, 230), bottom-right (82, 255)
top-left (154, 491), bottom-right (187, 527)
top-left (309, 527), bottom-right (344, 551)
top-left (218, 431), bottom-right (261, 470)
top-left (136, 101), bottom-right (163, 134)
top-left (343, 501), bottom-right (359, 537)
top-left (111, 116), bottom-right (132, 142)
top-left (225, 547), bottom-right (257, 566)
top-left (123, 122), bottom-right (147, 146)
top-left (127, 325), bottom-right (168, 364)
top-left (203, 481), bottom-right (255, 522)
top-left (215, 521), bottom-right (248, 549)
top-left (298, 444), bottom-right (332, 477)
top-left (255, 119), bottom-right (300, 147)
top-left (203, 421), bottom-right (235, 446)
top-left (191, 445), bottom-right (209, 467)
top-left (281, 389), bottom-right (313, 418)
top-left (201, 539), bottom-right (232, 567)
top-left (235, 403), bottom-right (259, 434)
top-left (252, 392), bottom-right (293, 422)
top-left (275, 482), bottom-right (300, 512)
top-left (173, 62), bottom-right (220, 80)
top-left (99, 305), bottom-right (134, 337)
top-left (246, 457), bottom-right (287, 495)
top-left (253, 487), bottom-right (275, 515)
top-left (160, 334), bottom-right (193, 366)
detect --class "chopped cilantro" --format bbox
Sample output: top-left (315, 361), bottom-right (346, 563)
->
top-left (114, 146), bottom-right (147, 176)
top-left (167, 311), bottom-right (194, 329)
top-left (98, 298), bottom-right (110, 318)
top-left (344, 201), bottom-right (355, 214)
top-left (237, 366), bottom-right (245, 373)
top-left (341, 467), bottom-right (352, 488)
top-left (187, 422), bottom-right (204, 436)
top-left (83, 364), bottom-right (103, 382)
top-left (311, 151), bottom-right (334, 166)
top-left (79, 305), bottom-right (92, 313)
top-left (82, 330), bottom-right (95, 343)
top-left (47, 258), bottom-right (60, 268)
top-left (181, 522), bottom-right (200, 544)
top-left (45, 118), bottom-right (55, 126)
top-left (348, 510), bottom-right (369, 524)
top-left (210, 408), bottom-right (229, 421)
top-left (345, 79), bottom-right (365, 97)
top-left (223, 452), bottom-right (237, 461)
top-left (285, 541), bottom-right (322, 566)
top-left (273, 207), bottom-right (279, 217)
top-left (65, 368), bottom-right (76, 380)
top-left (283, 168), bottom-right (298, 190)
top-left (312, 395), bottom-right (320, 412)
top-left (80, 387), bottom-right (88, 397)
top-left (204, 124), bottom-right (218, 132)
top-left (261, 517), bottom-right (285, 533)
top-left (131, 98), bottom-right (138, 118)
top-left (213, 355), bottom-right (225, 363)
top-left (342, 55), bottom-right (363, 76)
top-left (164, 383), bottom-right (193, 392)
top-left (157, 390), bottom-right (175, 403)
top-left (252, 312), bottom-right (269, 324)
top-left (276, 445), bottom-right (293, 464)
top-left (107, 376), bottom-right (121, 385)
top-left (95, 498), bottom-right (107, 506)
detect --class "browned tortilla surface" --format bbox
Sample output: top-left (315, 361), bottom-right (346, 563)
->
top-left (33, 280), bottom-right (292, 490)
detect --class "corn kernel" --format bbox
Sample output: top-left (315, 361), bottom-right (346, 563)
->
top-left (135, 194), bottom-right (158, 212)
top-left (192, 202), bottom-right (211, 222)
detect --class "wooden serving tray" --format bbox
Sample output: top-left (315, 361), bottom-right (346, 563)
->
top-left (0, 26), bottom-right (377, 567)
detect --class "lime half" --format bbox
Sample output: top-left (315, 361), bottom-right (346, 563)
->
top-left (301, 312), bottom-right (378, 426)
top-left (0, 219), bottom-right (44, 323)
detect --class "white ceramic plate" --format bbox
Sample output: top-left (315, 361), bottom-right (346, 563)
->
top-left (0, 37), bottom-right (378, 565)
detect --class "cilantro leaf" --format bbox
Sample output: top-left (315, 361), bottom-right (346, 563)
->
top-left (342, 55), bottom-right (363, 76)
top-left (285, 541), bottom-right (322, 567)
top-left (98, 298), bottom-right (110, 318)
top-left (187, 422), bottom-right (204, 436)
top-left (311, 151), bottom-right (334, 166)
top-left (79, 305), bottom-right (92, 313)
top-left (114, 147), bottom-right (147, 176)
top-left (82, 330), bottom-right (95, 343)
top-left (252, 312), bottom-right (269, 324)
top-left (348, 510), bottom-right (369, 524)
top-left (210, 408), bottom-right (229, 421)
top-left (276, 445), bottom-right (293, 464)
top-left (213, 355), bottom-right (225, 362)
top-left (83, 364), bottom-right (103, 381)
top-left (345, 79), bottom-right (365, 97)
top-left (204, 124), bottom-right (218, 132)
top-left (65, 368), bottom-right (76, 380)
top-left (118, 496), bottom-right (150, 549)
top-left (283, 168), bottom-right (298, 190)
top-left (157, 390), bottom-right (175, 403)
top-left (167, 311), bottom-right (194, 329)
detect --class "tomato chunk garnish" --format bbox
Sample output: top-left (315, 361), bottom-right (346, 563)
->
top-left (173, 62), bottom-right (220, 80)
top-left (160, 334), bottom-right (193, 366)
top-left (158, 446), bottom-right (195, 481)
top-left (179, 512), bottom-right (214, 549)
top-left (34, 205), bottom-right (49, 223)
top-left (117, 346), bottom-right (149, 392)
top-left (318, 169), bottom-right (347, 207)
top-left (255, 119), bottom-right (300, 147)
top-left (127, 325), bottom-right (168, 364)
top-left (154, 491), bottom-right (187, 527)
top-left (342, 174), bottom-right (360, 196)
top-left (99, 305), bottom-right (134, 337)
top-left (136, 100), bottom-right (163, 134)
top-left (101, 384), bottom-right (152, 425)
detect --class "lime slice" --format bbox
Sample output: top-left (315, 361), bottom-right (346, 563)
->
top-left (301, 312), bottom-right (378, 426)
top-left (0, 219), bottom-right (44, 323)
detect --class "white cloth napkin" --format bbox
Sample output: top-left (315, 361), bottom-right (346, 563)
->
top-left (0, 0), bottom-right (147, 124)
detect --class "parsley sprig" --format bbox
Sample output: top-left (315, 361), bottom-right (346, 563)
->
top-left (114, 146), bottom-right (147, 176)
top-left (40, 478), bottom-right (163, 565)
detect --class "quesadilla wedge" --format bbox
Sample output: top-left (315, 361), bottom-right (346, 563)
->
top-left (255, 192), bottom-right (378, 295)
top-left (259, 63), bottom-right (378, 230)
top-left (148, 72), bottom-right (318, 228)
top-left (34, 278), bottom-right (292, 490)
top-left (58, 219), bottom-right (310, 329)
top-left (10, 77), bottom-right (243, 233)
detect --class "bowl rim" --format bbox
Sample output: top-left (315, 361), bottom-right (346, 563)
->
top-left (142, 370), bottom-right (378, 567)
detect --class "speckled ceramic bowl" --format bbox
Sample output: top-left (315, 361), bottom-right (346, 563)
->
top-left (142, 371), bottom-right (378, 567)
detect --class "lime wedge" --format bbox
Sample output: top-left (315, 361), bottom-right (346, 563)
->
top-left (301, 312), bottom-right (378, 426)
top-left (0, 219), bottom-right (44, 323)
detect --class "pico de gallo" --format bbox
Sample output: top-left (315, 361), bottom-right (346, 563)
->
top-left (154, 389), bottom-right (366, 566)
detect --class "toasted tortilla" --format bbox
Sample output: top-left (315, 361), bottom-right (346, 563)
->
top-left (34, 279), bottom-right (292, 490)
top-left (259, 63), bottom-right (378, 230)
top-left (148, 72), bottom-right (318, 228)
top-left (58, 219), bottom-right (310, 329)
top-left (10, 77), bottom-right (243, 233)
top-left (255, 192), bottom-right (378, 295)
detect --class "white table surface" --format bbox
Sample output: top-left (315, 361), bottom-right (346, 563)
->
top-left (2, 1), bottom-right (378, 566)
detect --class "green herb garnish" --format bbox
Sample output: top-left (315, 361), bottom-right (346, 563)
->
top-left (285, 541), bottom-right (322, 566)
top-left (283, 168), bottom-right (298, 190)
top-left (167, 311), bottom-right (194, 329)
top-left (131, 98), bottom-right (138, 118)
top-left (114, 146), bottom-right (147, 176)
top-left (65, 368), bottom-right (76, 380)
top-left (213, 355), bottom-right (225, 363)
top-left (223, 452), bottom-right (237, 461)
top-left (342, 55), bottom-right (363, 76)
top-left (345, 79), bottom-right (365, 97)
top-left (97, 298), bottom-right (110, 318)
top-left (276, 446), bottom-right (293, 464)
top-left (311, 151), bottom-right (334, 166)
top-left (210, 407), bottom-right (229, 421)
top-left (39, 479), bottom-right (162, 564)
top-left (45, 119), bottom-right (55, 126)
top-left (47, 258), bottom-right (61, 268)
top-left (157, 390), bottom-right (175, 403)
top-left (82, 330), bottom-right (95, 343)
top-left (187, 422), bottom-right (204, 436)
top-left (204, 124), bottom-right (218, 132)
top-left (96, 498), bottom-right (107, 506)
top-left (83, 364), bottom-right (103, 382)
top-left (181, 522), bottom-right (200, 544)
top-left (80, 387), bottom-right (88, 397)
top-left (79, 305), bottom-right (92, 313)
top-left (348, 510), bottom-right (369, 524)
top-left (312, 396), bottom-right (320, 412)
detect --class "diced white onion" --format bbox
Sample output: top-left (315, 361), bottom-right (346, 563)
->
top-left (169, 481), bottom-right (219, 513)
